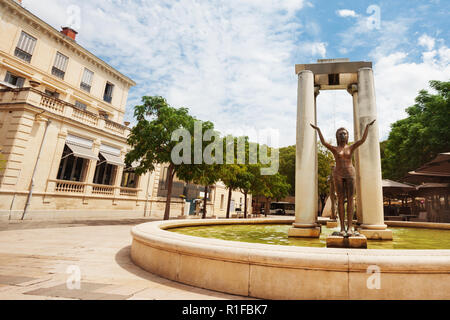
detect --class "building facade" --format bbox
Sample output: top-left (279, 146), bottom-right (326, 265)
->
top-left (0, 0), bottom-right (249, 221)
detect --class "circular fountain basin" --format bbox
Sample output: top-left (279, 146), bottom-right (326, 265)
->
top-left (130, 219), bottom-right (450, 299)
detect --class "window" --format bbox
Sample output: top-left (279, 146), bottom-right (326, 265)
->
top-left (57, 145), bottom-right (87, 181)
top-left (80, 68), bottom-right (93, 92)
top-left (121, 169), bottom-right (139, 188)
top-left (45, 89), bottom-right (60, 99)
top-left (52, 52), bottom-right (68, 79)
top-left (15, 31), bottom-right (36, 63)
top-left (220, 194), bottom-right (224, 210)
top-left (93, 145), bottom-right (123, 185)
top-left (75, 101), bottom-right (87, 110)
top-left (4, 72), bottom-right (25, 88)
top-left (103, 82), bottom-right (114, 103)
top-left (93, 154), bottom-right (116, 185)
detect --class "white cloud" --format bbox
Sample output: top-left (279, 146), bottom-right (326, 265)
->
top-left (336, 9), bottom-right (358, 18)
top-left (418, 34), bottom-right (435, 51)
top-left (298, 42), bottom-right (327, 58)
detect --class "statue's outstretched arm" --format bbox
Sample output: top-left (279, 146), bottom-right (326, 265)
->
top-left (310, 124), bottom-right (335, 152)
top-left (351, 119), bottom-right (376, 151)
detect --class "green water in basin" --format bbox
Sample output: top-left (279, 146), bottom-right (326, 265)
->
top-left (169, 224), bottom-right (450, 249)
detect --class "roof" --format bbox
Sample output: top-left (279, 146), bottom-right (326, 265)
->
top-left (402, 152), bottom-right (450, 184)
top-left (416, 183), bottom-right (449, 189)
top-left (382, 179), bottom-right (415, 189)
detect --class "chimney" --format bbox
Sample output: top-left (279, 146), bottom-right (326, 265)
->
top-left (60, 27), bottom-right (78, 41)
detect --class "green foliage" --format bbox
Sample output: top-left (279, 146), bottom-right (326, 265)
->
top-left (276, 143), bottom-right (334, 197)
top-left (318, 143), bottom-right (334, 196)
top-left (278, 145), bottom-right (295, 195)
top-left (382, 80), bottom-right (450, 180)
top-left (125, 96), bottom-right (195, 175)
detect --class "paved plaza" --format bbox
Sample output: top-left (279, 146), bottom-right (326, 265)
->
top-left (0, 218), bottom-right (250, 300)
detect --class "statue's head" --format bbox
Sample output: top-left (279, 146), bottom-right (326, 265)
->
top-left (336, 127), bottom-right (349, 145)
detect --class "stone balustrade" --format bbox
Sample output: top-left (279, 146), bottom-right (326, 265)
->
top-left (54, 180), bottom-right (85, 193)
top-left (0, 87), bottom-right (130, 138)
top-left (72, 107), bottom-right (98, 126)
top-left (119, 186), bottom-right (139, 197)
top-left (49, 179), bottom-right (140, 199)
top-left (92, 184), bottom-right (115, 195)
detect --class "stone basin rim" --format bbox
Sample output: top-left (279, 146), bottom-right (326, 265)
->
top-left (131, 219), bottom-right (450, 271)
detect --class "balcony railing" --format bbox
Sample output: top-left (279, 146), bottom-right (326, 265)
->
top-left (51, 67), bottom-right (65, 80)
top-left (14, 47), bottom-right (32, 63)
top-left (49, 179), bottom-right (140, 198)
top-left (72, 107), bottom-right (98, 126)
top-left (105, 119), bottom-right (126, 135)
top-left (0, 87), bottom-right (129, 138)
top-left (92, 184), bottom-right (115, 195)
top-left (103, 95), bottom-right (112, 103)
top-left (120, 187), bottom-right (138, 197)
top-left (40, 95), bottom-right (65, 114)
top-left (80, 82), bottom-right (91, 93)
top-left (54, 180), bottom-right (85, 193)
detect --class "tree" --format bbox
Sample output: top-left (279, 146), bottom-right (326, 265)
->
top-left (279, 145), bottom-right (295, 195)
top-left (317, 143), bottom-right (334, 214)
top-left (125, 96), bottom-right (195, 220)
top-left (175, 121), bottom-right (223, 219)
top-left (220, 163), bottom-right (243, 218)
top-left (252, 171), bottom-right (290, 216)
top-left (382, 80), bottom-right (450, 180)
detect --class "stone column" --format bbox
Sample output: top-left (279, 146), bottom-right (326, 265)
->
top-left (357, 68), bottom-right (392, 240)
top-left (348, 84), bottom-right (363, 225)
top-left (288, 70), bottom-right (320, 238)
top-left (83, 140), bottom-right (101, 204)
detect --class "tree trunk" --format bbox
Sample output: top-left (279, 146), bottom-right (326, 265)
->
top-left (163, 164), bottom-right (175, 220)
top-left (319, 194), bottom-right (327, 216)
top-left (244, 191), bottom-right (248, 218)
top-left (265, 198), bottom-right (270, 217)
top-left (202, 185), bottom-right (208, 219)
top-left (226, 187), bottom-right (232, 218)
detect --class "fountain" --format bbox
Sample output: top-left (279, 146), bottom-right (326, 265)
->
top-left (130, 60), bottom-right (450, 299)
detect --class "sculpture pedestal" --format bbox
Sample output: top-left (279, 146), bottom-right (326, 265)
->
top-left (288, 226), bottom-right (321, 238)
top-left (326, 234), bottom-right (367, 249)
top-left (326, 220), bottom-right (339, 228)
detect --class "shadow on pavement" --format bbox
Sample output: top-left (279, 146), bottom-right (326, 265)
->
top-left (114, 245), bottom-right (246, 300)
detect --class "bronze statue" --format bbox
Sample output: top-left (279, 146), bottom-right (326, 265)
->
top-left (310, 120), bottom-right (376, 236)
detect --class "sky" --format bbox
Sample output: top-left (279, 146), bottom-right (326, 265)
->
top-left (22, 0), bottom-right (450, 147)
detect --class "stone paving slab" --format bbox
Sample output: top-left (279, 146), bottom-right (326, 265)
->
top-left (0, 221), bottom-right (250, 300)
top-left (24, 283), bottom-right (130, 300)
top-left (0, 275), bottom-right (37, 286)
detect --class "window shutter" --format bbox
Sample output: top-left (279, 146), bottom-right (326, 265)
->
top-left (17, 32), bottom-right (37, 54)
top-left (16, 77), bottom-right (25, 88)
top-left (4, 72), bottom-right (11, 84)
top-left (81, 68), bottom-right (94, 85)
top-left (54, 52), bottom-right (68, 71)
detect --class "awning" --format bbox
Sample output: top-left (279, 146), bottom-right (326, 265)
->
top-left (100, 151), bottom-right (124, 167)
top-left (66, 142), bottom-right (99, 161)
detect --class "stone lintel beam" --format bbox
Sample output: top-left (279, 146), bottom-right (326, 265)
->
top-left (295, 61), bottom-right (372, 75)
